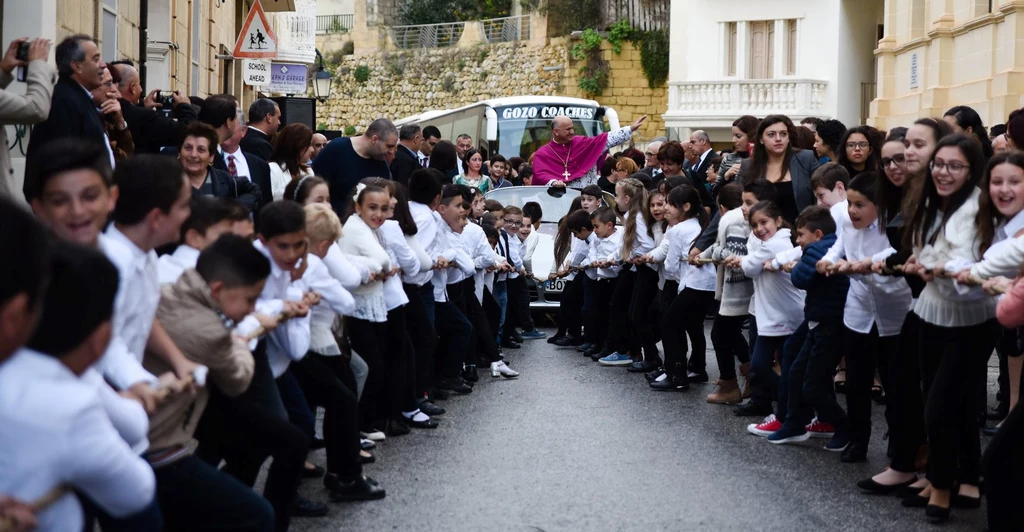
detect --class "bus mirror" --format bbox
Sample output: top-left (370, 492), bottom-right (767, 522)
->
top-left (485, 107), bottom-right (498, 142)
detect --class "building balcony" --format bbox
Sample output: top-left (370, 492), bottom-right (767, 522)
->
top-left (663, 79), bottom-right (829, 129)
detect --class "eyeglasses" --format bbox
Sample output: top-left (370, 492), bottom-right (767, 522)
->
top-left (645, 152), bottom-right (657, 157)
top-left (930, 160), bottom-right (969, 175)
top-left (881, 154), bottom-right (905, 167)
top-left (847, 141), bottom-right (870, 150)
top-left (502, 219), bottom-right (523, 227)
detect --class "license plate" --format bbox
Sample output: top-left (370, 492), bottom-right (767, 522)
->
top-left (546, 279), bottom-right (566, 292)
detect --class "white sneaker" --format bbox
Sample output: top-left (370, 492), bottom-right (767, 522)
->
top-left (360, 430), bottom-right (385, 442)
top-left (490, 361), bottom-right (520, 379)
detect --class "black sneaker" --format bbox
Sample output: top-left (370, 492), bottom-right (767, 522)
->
top-left (547, 334), bottom-right (566, 344)
top-left (438, 377), bottom-right (473, 395)
top-left (733, 400), bottom-right (773, 417)
top-left (290, 496), bottom-right (329, 517)
top-left (577, 342), bottom-right (596, 352)
top-left (687, 370), bottom-right (710, 383)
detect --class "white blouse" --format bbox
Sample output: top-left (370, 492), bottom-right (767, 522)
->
top-left (270, 163), bottom-right (313, 201)
top-left (337, 215), bottom-right (392, 322)
top-left (380, 220), bottom-right (427, 310)
top-left (741, 228), bottom-right (806, 336)
top-left (664, 218), bottom-right (715, 293)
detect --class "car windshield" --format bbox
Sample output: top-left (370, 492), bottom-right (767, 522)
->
top-left (494, 104), bottom-right (606, 160)
top-left (484, 187), bottom-right (580, 222)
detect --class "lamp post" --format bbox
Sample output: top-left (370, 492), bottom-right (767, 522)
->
top-left (313, 49), bottom-right (333, 103)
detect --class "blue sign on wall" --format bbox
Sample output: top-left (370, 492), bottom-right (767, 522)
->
top-left (269, 63), bottom-right (308, 94)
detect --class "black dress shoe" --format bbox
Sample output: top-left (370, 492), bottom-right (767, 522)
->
top-left (500, 340), bottom-right (521, 349)
top-left (547, 334), bottom-right (566, 344)
top-left (902, 493), bottom-right (930, 508)
top-left (554, 335), bottom-right (584, 347)
top-left (953, 493), bottom-right (981, 509)
top-left (840, 442), bottom-right (868, 463)
top-left (429, 388), bottom-right (450, 401)
top-left (686, 371), bottom-right (710, 383)
top-left (385, 418), bottom-right (410, 436)
top-left (417, 399), bottom-right (446, 416)
top-left (462, 365), bottom-right (479, 383)
top-left (584, 345), bottom-right (603, 357)
top-left (326, 475), bottom-right (386, 502)
top-left (628, 360), bottom-right (660, 373)
top-left (302, 463), bottom-right (326, 479)
top-left (896, 484), bottom-right (925, 499)
top-left (856, 477), bottom-right (916, 495)
top-left (645, 369), bottom-right (665, 382)
top-left (576, 342), bottom-right (596, 352)
top-left (438, 377), bottom-right (473, 395)
top-left (290, 496), bottom-right (329, 517)
top-left (733, 400), bottom-right (773, 417)
top-left (359, 450), bottom-right (375, 464)
top-left (309, 437), bottom-right (327, 450)
top-left (649, 375), bottom-right (689, 391)
top-left (926, 504), bottom-right (951, 523)
top-left (404, 416), bottom-right (439, 429)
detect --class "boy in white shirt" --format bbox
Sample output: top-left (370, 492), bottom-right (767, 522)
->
top-left (157, 196), bottom-right (236, 284)
top-left (577, 207), bottom-right (622, 359)
top-left (433, 185), bottom-right (476, 394)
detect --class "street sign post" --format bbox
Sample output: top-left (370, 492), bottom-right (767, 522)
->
top-left (233, 0), bottom-right (278, 59)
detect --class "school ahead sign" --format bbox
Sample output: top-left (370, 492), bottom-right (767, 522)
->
top-left (233, 0), bottom-right (278, 59)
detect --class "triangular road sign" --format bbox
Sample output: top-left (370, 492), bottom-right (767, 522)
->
top-left (233, 0), bottom-right (278, 59)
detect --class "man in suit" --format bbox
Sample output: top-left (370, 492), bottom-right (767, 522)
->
top-left (390, 123), bottom-right (423, 186)
top-left (0, 38), bottom-right (53, 200)
top-left (24, 35), bottom-right (109, 199)
top-left (687, 129), bottom-right (717, 192)
top-left (214, 108), bottom-right (272, 213)
top-left (420, 125), bottom-right (440, 167)
top-left (110, 62), bottom-right (197, 154)
top-left (638, 140), bottom-right (663, 179)
top-left (241, 98), bottom-right (278, 160)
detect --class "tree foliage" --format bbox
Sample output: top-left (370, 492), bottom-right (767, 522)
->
top-left (397, 0), bottom-right (516, 25)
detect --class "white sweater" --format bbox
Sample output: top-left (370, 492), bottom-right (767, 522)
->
top-left (701, 207), bottom-right (754, 317)
top-left (741, 228), bottom-right (805, 336)
top-left (337, 215), bottom-right (392, 322)
top-left (913, 188), bottom-right (997, 327)
top-left (664, 218), bottom-right (715, 293)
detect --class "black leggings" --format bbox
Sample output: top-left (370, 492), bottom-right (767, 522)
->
top-left (845, 325), bottom-right (898, 448)
top-left (348, 318), bottom-right (389, 429)
top-left (384, 305), bottom-right (418, 414)
top-left (886, 312), bottom-right (926, 473)
top-left (403, 283), bottom-right (436, 397)
top-left (463, 279), bottom-right (501, 364)
top-left (711, 314), bottom-right (751, 381)
top-left (660, 287), bottom-right (714, 378)
top-left (629, 266), bottom-right (662, 363)
top-left (918, 318), bottom-right (999, 489)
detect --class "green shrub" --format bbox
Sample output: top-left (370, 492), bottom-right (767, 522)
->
top-left (353, 65), bottom-right (371, 83)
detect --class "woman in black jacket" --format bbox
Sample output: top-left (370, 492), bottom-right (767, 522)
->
top-left (738, 114), bottom-right (820, 224)
top-left (178, 122), bottom-right (262, 212)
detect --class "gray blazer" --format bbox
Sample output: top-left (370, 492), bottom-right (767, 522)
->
top-left (738, 149), bottom-right (820, 213)
top-left (0, 59), bottom-right (54, 200)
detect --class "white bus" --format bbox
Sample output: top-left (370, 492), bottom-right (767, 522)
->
top-left (394, 95), bottom-right (621, 161)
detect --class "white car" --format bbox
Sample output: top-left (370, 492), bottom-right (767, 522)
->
top-left (485, 186), bottom-right (580, 312)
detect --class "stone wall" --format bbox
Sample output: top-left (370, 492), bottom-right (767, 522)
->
top-left (316, 36), bottom-right (666, 141)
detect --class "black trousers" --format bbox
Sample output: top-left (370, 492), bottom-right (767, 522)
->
top-left (558, 276), bottom-right (584, 337)
top-left (780, 320), bottom-right (847, 432)
top-left (289, 355), bottom-right (363, 480)
top-left (711, 314), bottom-right (750, 381)
top-left (463, 279), bottom-right (501, 364)
top-left (606, 269), bottom-right (636, 355)
top-left (886, 312), bottom-right (926, 473)
top-left (918, 318), bottom-right (999, 489)
top-left (503, 275), bottom-right (534, 335)
top-left (845, 325), bottom-right (898, 447)
top-left (983, 399), bottom-right (1024, 531)
top-left (194, 344), bottom-right (305, 532)
top-left (660, 287), bottom-right (714, 379)
top-left (404, 283), bottom-right (437, 397)
top-left (435, 283), bottom-right (473, 379)
top-left (582, 275), bottom-right (616, 346)
top-left (630, 266), bottom-right (662, 363)
top-left (384, 305), bottom-right (418, 413)
top-left (348, 318), bottom-right (389, 429)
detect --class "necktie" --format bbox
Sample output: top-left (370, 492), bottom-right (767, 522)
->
top-left (227, 155), bottom-right (237, 176)
top-left (421, 157), bottom-right (428, 168)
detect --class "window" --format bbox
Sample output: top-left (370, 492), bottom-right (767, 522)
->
top-left (786, 19), bottom-right (797, 75)
top-left (191, 0), bottom-right (201, 94)
top-left (749, 20), bottom-right (774, 79)
top-left (102, 0), bottom-right (117, 61)
top-left (727, 22), bottom-right (737, 76)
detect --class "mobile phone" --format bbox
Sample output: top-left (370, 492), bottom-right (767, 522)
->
top-left (15, 41), bottom-right (29, 82)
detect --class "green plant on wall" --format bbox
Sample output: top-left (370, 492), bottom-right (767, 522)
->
top-left (571, 28), bottom-right (608, 97)
top-left (317, 122), bottom-right (329, 131)
top-left (353, 65), bottom-right (371, 83)
top-left (344, 125), bottom-right (357, 136)
top-left (635, 29), bottom-right (669, 88)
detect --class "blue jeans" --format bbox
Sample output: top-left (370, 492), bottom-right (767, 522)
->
top-left (777, 321), bottom-right (809, 420)
top-left (781, 320), bottom-right (847, 432)
top-left (493, 280), bottom-right (508, 342)
top-left (750, 334), bottom-right (789, 406)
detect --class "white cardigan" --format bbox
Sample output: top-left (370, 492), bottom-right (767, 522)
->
top-left (337, 215), bottom-right (392, 322)
top-left (741, 228), bottom-right (805, 336)
top-left (913, 188), bottom-right (997, 327)
top-left (270, 163), bottom-right (313, 201)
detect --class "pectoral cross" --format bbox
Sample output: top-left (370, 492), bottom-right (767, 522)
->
top-left (562, 168), bottom-right (571, 180)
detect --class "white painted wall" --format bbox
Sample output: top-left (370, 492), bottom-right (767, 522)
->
top-left (836, 0), bottom-right (882, 126)
top-left (316, 0), bottom-right (354, 17)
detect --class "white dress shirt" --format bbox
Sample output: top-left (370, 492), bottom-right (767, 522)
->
top-left (431, 218), bottom-right (473, 301)
top-left (220, 146), bottom-right (252, 182)
top-left (79, 82), bottom-right (116, 168)
top-left (0, 349), bottom-right (156, 531)
top-left (337, 215), bottom-right (391, 322)
top-left (298, 253), bottom-right (356, 356)
top-left (94, 228), bottom-right (160, 390)
top-left (823, 218), bottom-right (910, 336)
top-left (405, 202), bottom-right (441, 287)
top-left (664, 218), bottom-right (716, 292)
top-left (496, 228), bottom-right (523, 281)
top-left (462, 221), bottom-right (497, 303)
top-left (582, 228), bottom-right (623, 280)
top-left (157, 245), bottom-right (200, 285)
top-left (380, 220), bottom-right (427, 310)
top-left (253, 240), bottom-right (312, 378)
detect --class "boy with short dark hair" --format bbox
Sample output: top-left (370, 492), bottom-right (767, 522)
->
top-left (580, 185), bottom-right (604, 213)
top-left (810, 162), bottom-right (851, 235)
top-left (157, 196), bottom-right (235, 284)
top-left (433, 185), bottom-right (476, 393)
top-left (578, 207), bottom-right (622, 358)
top-left (0, 197), bottom-right (51, 365)
top-left (488, 155), bottom-right (513, 189)
top-left (496, 205), bottom-right (527, 348)
top-left (763, 205), bottom-right (850, 446)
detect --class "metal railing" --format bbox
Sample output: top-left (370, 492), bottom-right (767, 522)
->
top-left (316, 14), bottom-right (354, 34)
top-left (390, 21), bottom-right (465, 49)
top-left (483, 15), bottom-right (531, 43)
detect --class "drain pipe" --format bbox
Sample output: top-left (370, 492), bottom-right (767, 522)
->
top-left (139, 0), bottom-right (149, 91)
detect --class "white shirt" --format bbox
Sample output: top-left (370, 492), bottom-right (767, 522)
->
top-left (253, 240), bottom-right (311, 378)
top-left (496, 228), bottom-right (523, 281)
top-left (462, 222), bottom-right (497, 303)
top-left (270, 163), bottom-right (313, 201)
top-left (80, 81), bottom-right (116, 168)
top-left (0, 349), bottom-right (156, 531)
top-left (380, 220), bottom-right (427, 310)
top-left (405, 202), bottom-right (441, 287)
top-left (823, 218), bottom-right (910, 336)
top-left (741, 229), bottom-right (806, 336)
top-left (337, 215), bottom-right (391, 322)
top-left (664, 218), bottom-right (716, 293)
top-left (623, 211), bottom-right (658, 268)
top-left (522, 229), bottom-right (540, 274)
top-left (432, 218), bottom-right (474, 301)
top-left (220, 146), bottom-right (251, 182)
top-left (93, 228), bottom-right (160, 390)
top-left (298, 253), bottom-right (356, 356)
top-left (694, 147), bottom-right (712, 173)
top-left (157, 245), bottom-right (200, 285)
top-left (583, 228), bottom-right (623, 280)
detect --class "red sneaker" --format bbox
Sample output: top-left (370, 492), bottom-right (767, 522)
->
top-left (747, 414), bottom-right (781, 437)
top-left (805, 417), bottom-right (835, 439)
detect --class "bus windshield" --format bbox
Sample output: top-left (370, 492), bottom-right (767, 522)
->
top-left (494, 104), bottom-right (606, 160)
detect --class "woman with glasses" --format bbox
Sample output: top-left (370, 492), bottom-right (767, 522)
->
top-left (837, 125), bottom-right (882, 179)
top-left (898, 134), bottom-right (997, 524)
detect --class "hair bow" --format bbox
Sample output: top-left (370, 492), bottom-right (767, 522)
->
top-left (352, 182), bottom-right (367, 204)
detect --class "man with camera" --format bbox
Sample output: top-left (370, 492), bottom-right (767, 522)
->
top-left (0, 37), bottom-right (53, 200)
top-left (110, 62), bottom-right (197, 154)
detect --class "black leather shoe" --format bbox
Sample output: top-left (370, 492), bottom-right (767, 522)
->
top-left (404, 416), bottom-right (439, 429)
top-left (359, 450), bottom-right (375, 464)
top-left (462, 365), bottom-right (479, 383)
top-left (953, 493), bottom-right (981, 509)
top-left (290, 496), bottom-right (329, 517)
top-left (926, 504), bottom-right (951, 523)
top-left (733, 400), bottom-right (773, 417)
top-left (576, 342), bottom-right (596, 353)
top-left (385, 419), bottom-right (410, 436)
top-left (429, 388), bottom-right (450, 401)
top-left (645, 369), bottom-right (665, 383)
top-left (628, 360), bottom-right (660, 373)
top-left (512, 331), bottom-right (524, 343)
top-left (554, 335), bottom-right (584, 347)
top-left (417, 399), bottom-right (445, 416)
top-left (840, 442), bottom-right (868, 463)
top-left (438, 377), bottom-right (473, 395)
top-left (896, 484), bottom-right (925, 499)
top-left (901, 493), bottom-right (929, 507)
top-left (302, 463), bottom-right (325, 479)
top-left (547, 334), bottom-right (565, 344)
top-left (856, 477), bottom-right (916, 495)
top-left (500, 340), bottom-right (521, 349)
top-left (686, 371), bottom-right (710, 383)
top-left (309, 437), bottom-right (327, 450)
top-left (649, 375), bottom-right (689, 391)
top-left (326, 475), bottom-right (386, 502)
top-left (584, 345), bottom-right (604, 357)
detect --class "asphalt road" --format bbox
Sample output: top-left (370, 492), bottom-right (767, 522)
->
top-left (286, 323), bottom-right (991, 532)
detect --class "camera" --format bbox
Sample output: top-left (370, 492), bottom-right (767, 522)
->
top-left (157, 91), bottom-right (176, 118)
top-left (15, 41), bottom-right (29, 62)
